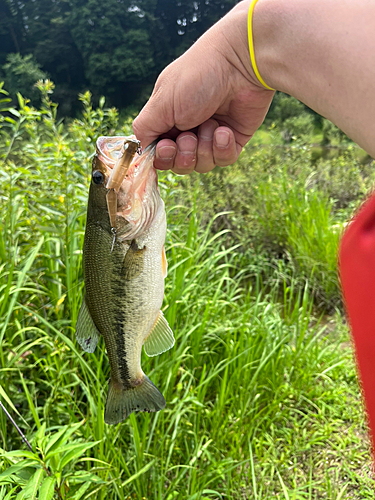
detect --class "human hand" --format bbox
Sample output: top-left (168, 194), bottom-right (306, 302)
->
top-left (132, 0), bottom-right (275, 174)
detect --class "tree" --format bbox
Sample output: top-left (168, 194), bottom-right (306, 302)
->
top-left (0, 0), bottom-right (24, 62)
top-left (0, 0), bottom-right (239, 113)
top-left (1, 53), bottom-right (47, 103)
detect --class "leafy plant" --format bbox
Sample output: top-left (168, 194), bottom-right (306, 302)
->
top-left (282, 113), bottom-right (315, 142)
top-left (0, 83), bottom-right (373, 499)
top-left (0, 421), bottom-right (106, 499)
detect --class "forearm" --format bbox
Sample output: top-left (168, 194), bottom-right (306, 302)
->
top-left (133, 0), bottom-right (375, 173)
top-left (253, 0), bottom-right (375, 156)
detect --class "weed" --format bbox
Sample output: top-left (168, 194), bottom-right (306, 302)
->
top-left (0, 84), bottom-right (373, 498)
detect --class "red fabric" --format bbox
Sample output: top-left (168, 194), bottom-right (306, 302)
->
top-left (340, 192), bottom-right (375, 458)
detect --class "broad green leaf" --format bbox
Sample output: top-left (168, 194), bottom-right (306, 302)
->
top-left (1, 451), bottom-right (39, 462)
top-left (16, 94), bottom-right (24, 110)
top-left (0, 473), bottom-right (31, 488)
top-left (44, 421), bottom-right (84, 457)
top-left (15, 467), bottom-right (36, 485)
top-left (44, 428), bottom-right (73, 457)
top-left (23, 468), bottom-right (44, 500)
top-left (38, 476), bottom-right (56, 500)
top-left (47, 441), bottom-right (98, 459)
top-left (19, 375), bottom-right (40, 429)
top-left (58, 441), bottom-right (99, 471)
top-left (71, 481), bottom-right (90, 500)
top-left (0, 460), bottom-right (39, 480)
top-left (77, 458), bottom-right (110, 466)
top-left (33, 423), bottom-right (46, 449)
top-left (43, 429), bottom-right (67, 457)
top-left (4, 117), bottom-right (17, 125)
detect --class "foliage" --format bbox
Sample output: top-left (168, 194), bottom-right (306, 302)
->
top-left (321, 117), bottom-right (348, 146)
top-left (0, 85), bottom-right (373, 499)
top-left (267, 93), bottom-right (307, 124)
top-left (265, 93), bottom-right (340, 144)
top-left (0, 54), bottom-right (47, 104)
top-left (282, 113), bottom-right (315, 142)
top-left (0, 0), bottom-right (238, 111)
top-left (68, 0), bottom-right (155, 91)
top-left (0, 82), bottom-right (11, 120)
top-left (178, 141), bottom-right (375, 309)
top-left (69, 91), bottom-right (121, 145)
top-left (0, 422), bottom-right (105, 499)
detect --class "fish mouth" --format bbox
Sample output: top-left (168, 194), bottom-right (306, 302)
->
top-left (96, 135), bottom-right (155, 183)
top-left (95, 136), bottom-right (160, 241)
top-left (96, 136), bottom-right (138, 174)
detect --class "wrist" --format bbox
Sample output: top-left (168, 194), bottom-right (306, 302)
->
top-left (216, 0), bottom-right (283, 91)
top-left (249, 0), bottom-right (286, 92)
top-left (205, 0), bottom-right (261, 88)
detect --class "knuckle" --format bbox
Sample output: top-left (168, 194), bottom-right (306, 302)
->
top-left (214, 152), bottom-right (237, 167)
top-left (175, 154), bottom-right (196, 170)
top-left (196, 155), bottom-right (214, 170)
top-left (197, 147), bottom-right (211, 159)
top-left (132, 118), bottom-right (141, 136)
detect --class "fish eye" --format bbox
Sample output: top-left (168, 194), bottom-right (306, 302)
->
top-left (92, 170), bottom-right (105, 185)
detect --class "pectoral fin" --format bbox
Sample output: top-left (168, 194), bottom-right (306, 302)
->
top-left (143, 311), bottom-right (174, 357)
top-left (75, 297), bottom-right (100, 353)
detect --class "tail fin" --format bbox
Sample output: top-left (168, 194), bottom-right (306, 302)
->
top-left (104, 376), bottom-right (166, 425)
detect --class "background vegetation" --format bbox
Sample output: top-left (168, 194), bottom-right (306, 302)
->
top-left (0, 0), bottom-right (240, 114)
top-left (0, 78), bottom-right (374, 500)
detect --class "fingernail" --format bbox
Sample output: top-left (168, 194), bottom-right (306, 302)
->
top-left (157, 146), bottom-right (176, 160)
top-left (177, 135), bottom-right (197, 154)
top-left (215, 130), bottom-right (230, 148)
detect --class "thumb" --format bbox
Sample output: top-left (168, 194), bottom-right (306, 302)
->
top-left (133, 84), bottom-right (176, 149)
top-left (133, 40), bottom-right (225, 148)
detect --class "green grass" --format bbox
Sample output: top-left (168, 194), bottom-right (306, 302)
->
top-left (0, 83), bottom-right (373, 499)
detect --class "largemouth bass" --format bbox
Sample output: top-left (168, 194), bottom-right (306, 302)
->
top-left (75, 136), bottom-right (174, 425)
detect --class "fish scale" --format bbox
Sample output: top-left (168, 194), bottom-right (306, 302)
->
top-left (75, 137), bottom-right (175, 424)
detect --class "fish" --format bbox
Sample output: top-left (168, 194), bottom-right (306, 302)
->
top-left (75, 135), bottom-right (174, 425)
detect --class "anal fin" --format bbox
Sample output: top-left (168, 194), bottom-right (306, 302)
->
top-left (143, 311), bottom-right (174, 357)
top-left (75, 297), bottom-right (100, 353)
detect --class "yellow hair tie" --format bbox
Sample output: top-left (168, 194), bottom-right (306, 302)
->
top-left (248, 0), bottom-right (275, 91)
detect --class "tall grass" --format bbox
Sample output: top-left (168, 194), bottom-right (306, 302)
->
top-left (0, 83), bottom-right (373, 499)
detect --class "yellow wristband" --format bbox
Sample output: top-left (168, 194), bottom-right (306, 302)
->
top-left (248, 0), bottom-right (275, 91)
